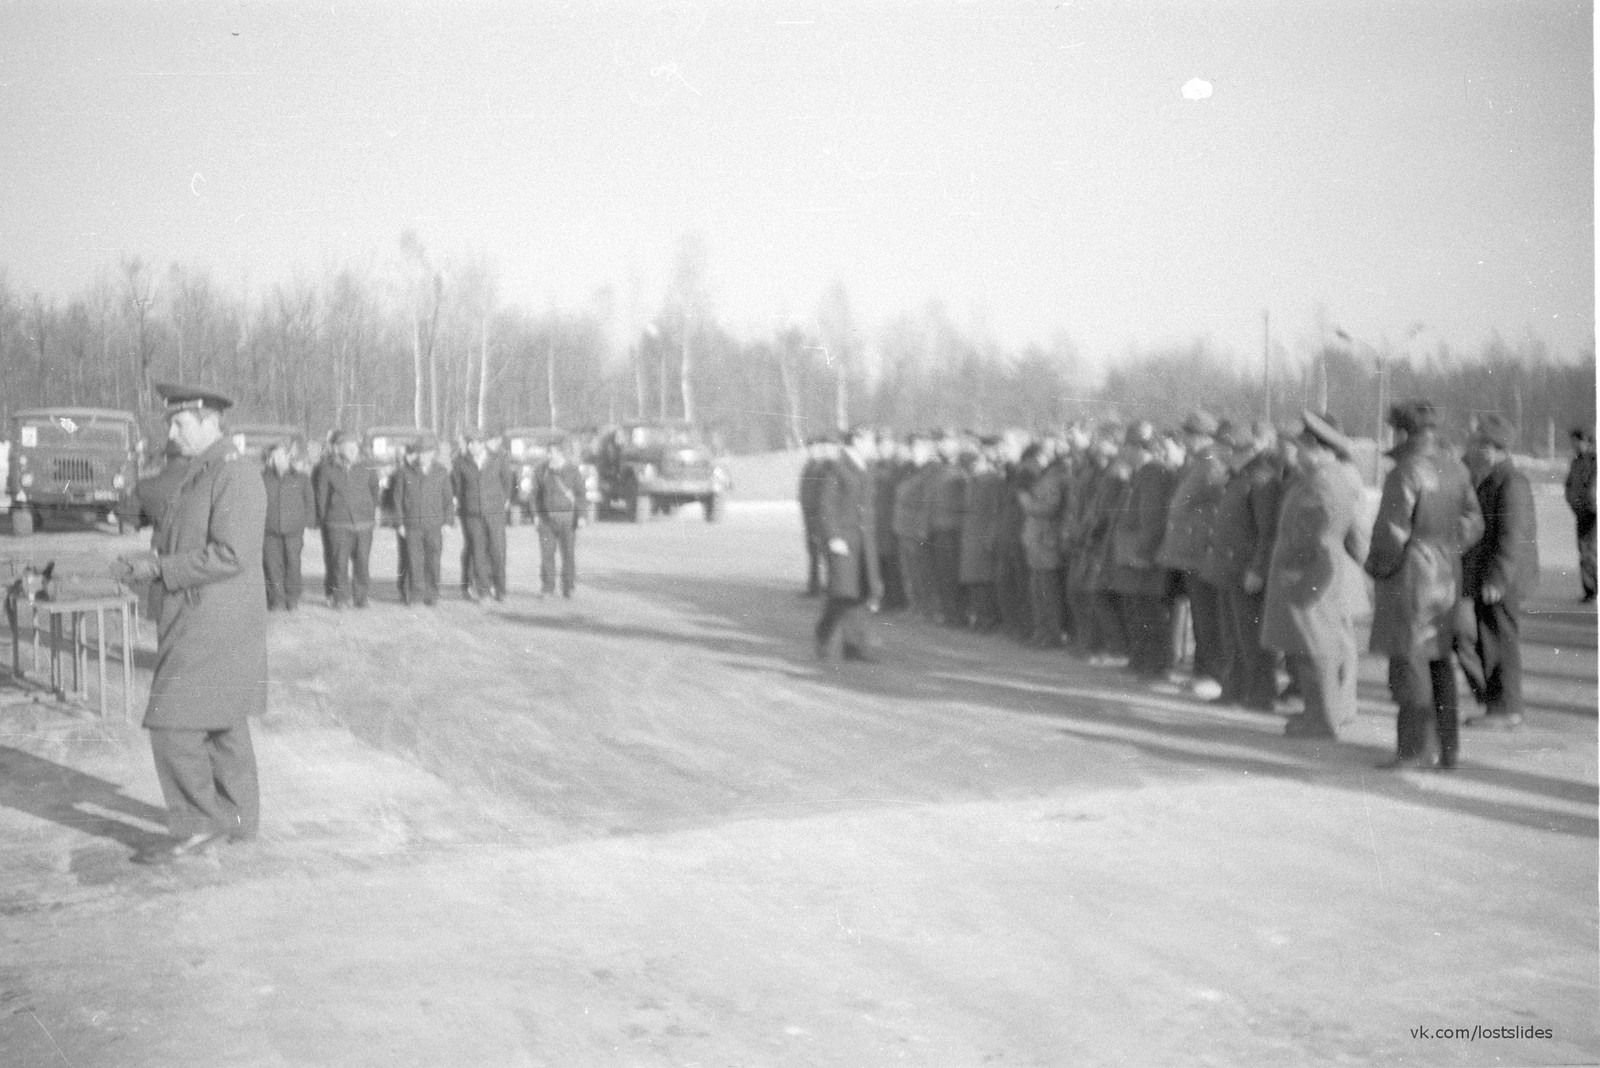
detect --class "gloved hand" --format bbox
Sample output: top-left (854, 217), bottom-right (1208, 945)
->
top-left (117, 551), bottom-right (162, 584)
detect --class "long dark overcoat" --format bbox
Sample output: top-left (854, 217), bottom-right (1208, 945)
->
top-left (145, 438), bottom-right (269, 729)
top-left (1156, 446), bottom-right (1229, 572)
top-left (958, 469), bottom-right (1003, 583)
top-left (1462, 458), bottom-right (1539, 606)
top-left (819, 454), bottom-right (883, 601)
top-left (1366, 434), bottom-right (1485, 659)
top-left (1106, 460), bottom-right (1174, 597)
top-left (1261, 454), bottom-right (1368, 657)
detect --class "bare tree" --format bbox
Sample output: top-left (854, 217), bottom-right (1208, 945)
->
top-left (668, 233), bottom-right (709, 423)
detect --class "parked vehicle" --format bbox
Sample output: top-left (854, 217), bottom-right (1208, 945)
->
top-left (6, 408), bottom-right (143, 536)
top-left (230, 423), bottom-right (308, 469)
top-left (504, 427), bottom-right (600, 524)
top-left (362, 425), bottom-right (432, 526)
top-left (594, 420), bottom-right (728, 523)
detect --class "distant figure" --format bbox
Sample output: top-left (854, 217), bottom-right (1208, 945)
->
top-left (117, 384), bottom-right (267, 865)
top-left (534, 445), bottom-right (586, 598)
top-left (1565, 427), bottom-right (1596, 603)
top-left (453, 432), bottom-right (515, 602)
top-left (393, 438), bottom-right (453, 607)
top-left (1462, 415), bottom-right (1539, 730)
top-left (318, 431), bottom-right (382, 609)
top-left (1367, 401), bottom-right (1485, 770)
top-left (815, 425), bottom-right (882, 661)
top-left (261, 442), bottom-right (316, 611)
top-left (1156, 410), bottom-right (1230, 694)
top-left (797, 437), bottom-right (833, 597)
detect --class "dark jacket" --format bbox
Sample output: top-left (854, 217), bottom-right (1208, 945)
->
top-left (958, 468), bottom-right (1003, 584)
top-left (1566, 452), bottom-right (1596, 519)
top-left (1201, 451), bottom-right (1281, 588)
top-left (452, 453), bottom-right (515, 519)
top-left (1157, 445), bottom-right (1229, 572)
top-left (1107, 459), bottom-right (1175, 597)
top-left (873, 461), bottom-right (903, 556)
top-left (393, 461), bottom-right (454, 532)
top-left (819, 453), bottom-right (882, 601)
top-left (1366, 432), bottom-right (1485, 659)
top-left (1020, 461), bottom-right (1066, 570)
top-left (262, 467), bottom-right (316, 536)
top-left (1463, 458), bottom-right (1539, 606)
top-left (533, 463), bottom-right (586, 521)
top-left (146, 438), bottom-right (269, 729)
top-left (318, 458), bottom-right (382, 529)
top-left (928, 463), bottom-right (967, 534)
top-left (891, 463), bottom-right (934, 542)
top-left (799, 457), bottom-right (829, 534)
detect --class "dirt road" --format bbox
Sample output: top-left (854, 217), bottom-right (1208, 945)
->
top-left (1, 500), bottom-right (1595, 1066)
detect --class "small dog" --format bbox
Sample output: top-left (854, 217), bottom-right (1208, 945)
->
top-left (4, 561), bottom-right (53, 633)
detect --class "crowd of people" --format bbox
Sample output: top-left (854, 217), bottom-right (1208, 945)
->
top-left (801, 405), bottom-right (1596, 770)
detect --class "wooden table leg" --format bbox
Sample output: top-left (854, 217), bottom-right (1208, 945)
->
top-left (121, 603), bottom-right (134, 723)
top-left (50, 613), bottom-right (61, 698)
top-left (96, 609), bottom-right (108, 718)
top-left (72, 612), bottom-right (83, 698)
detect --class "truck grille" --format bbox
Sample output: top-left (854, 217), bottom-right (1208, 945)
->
top-left (51, 458), bottom-right (96, 484)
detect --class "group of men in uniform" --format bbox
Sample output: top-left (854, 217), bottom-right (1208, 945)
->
top-left (801, 400), bottom-right (1561, 771)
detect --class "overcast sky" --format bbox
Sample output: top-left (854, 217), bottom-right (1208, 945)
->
top-left (1, 0), bottom-right (1592, 374)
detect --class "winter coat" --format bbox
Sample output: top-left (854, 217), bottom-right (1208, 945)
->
top-left (1261, 452), bottom-right (1369, 658)
top-left (1200, 452), bottom-right (1281, 589)
top-left (1566, 452), bottom-right (1596, 519)
top-left (452, 454), bottom-right (515, 520)
top-left (1084, 467), bottom-right (1132, 592)
top-left (318, 458), bottom-right (381, 529)
top-left (1462, 458), bottom-right (1539, 606)
top-left (1156, 445), bottom-right (1229, 572)
top-left (393, 461), bottom-right (455, 532)
top-left (533, 463), bottom-right (587, 521)
top-left (262, 467), bottom-right (316, 535)
top-left (958, 469), bottom-right (1003, 583)
top-left (873, 462), bottom-right (904, 556)
top-left (928, 464), bottom-right (967, 533)
top-left (891, 464), bottom-right (933, 542)
top-left (1105, 460), bottom-right (1175, 597)
top-left (1365, 432), bottom-right (1485, 660)
top-left (819, 454), bottom-right (883, 601)
top-left (798, 457), bottom-right (829, 534)
top-left (1020, 462), bottom-right (1066, 570)
top-left (144, 437), bottom-right (269, 729)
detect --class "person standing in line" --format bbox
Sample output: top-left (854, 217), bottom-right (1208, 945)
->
top-left (927, 433), bottom-right (969, 627)
top-left (1565, 427), bottom-right (1596, 603)
top-left (116, 384), bottom-right (267, 864)
top-left (1156, 410), bottom-right (1230, 694)
top-left (393, 438), bottom-right (453, 607)
top-left (1063, 434), bottom-right (1115, 656)
top-left (1262, 412), bottom-right (1369, 739)
top-left (815, 425), bottom-right (882, 661)
top-left (873, 433), bottom-right (908, 612)
top-left (1106, 423), bottom-right (1176, 680)
top-left (797, 437), bottom-right (833, 597)
top-left (994, 433), bottom-right (1035, 642)
top-left (1367, 400), bottom-right (1485, 770)
top-left (892, 435), bottom-right (937, 621)
top-left (261, 442), bottom-right (316, 612)
top-left (958, 440), bottom-right (1003, 631)
top-left (1461, 414), bottom-right (1540, 730)
top-left (311, 434), bottom-right (336, 602)
top-left (1019, 439), bottom-right (1067, 648)
top-left (534, 443), bottom-right (587, 598)
top-left (453, 432), bottom-right (515, 602)
top-left (1213, 422), bottom-right (1284, 711)
top-left (318, 431), bottom-right (381, 610)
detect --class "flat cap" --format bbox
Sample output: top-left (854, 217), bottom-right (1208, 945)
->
top-left (1471, 413), bottom-right (1516, 450)
top-left (1124, 421), bottom-right (1155, 447)
top-left (1181, 410), bottom-right (1219, 437)
top-left (1217, 421), bottom-right (1255, 450)
top-left (156, 382), bottom-right (233, 415)
top-left (1388, 399), bottom-right (1439, 434)
top-left (1298, 409), bottom-right (1353, 460)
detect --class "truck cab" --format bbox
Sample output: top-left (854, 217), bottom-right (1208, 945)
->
top-left (6, 408), bottom-right (143, 536)
top-left (595, 420), bottom-right (728, 523)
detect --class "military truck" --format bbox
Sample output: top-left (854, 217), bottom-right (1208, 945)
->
top-left (362, 425), bottom-right (433, 527)
top-left (504, 427), bottom-right (600, 525)
top-left (6, 408), bottom-right (143, 536)
top-left (230, 423), bottom-right (308, 468)
top-left (594, 420), bottom-right (728, 523)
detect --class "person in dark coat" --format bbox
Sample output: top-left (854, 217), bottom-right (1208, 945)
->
top-left (116, 384), bottom-right (267, 864)
top-left (1367, 400), bottom-right (1485, 770)
top-left (994, 434), bottom-right (1034, 642)
top-left (392, 438), bottom-right (454, 606)
top-left (815, 426), bottom-right (883, 660)
top-left (892, 436), bottom-right (937, 620)
top-left (872, 434), bottom-right (908, 612)
top-left (958, 443), bottom-right (1003, 630)
top-left (928, 435), bottom-right (969, 628)
top-left (1202, 422), bottom-right (1282, 709)
top-left (318, 431), bottom-right (382, 609)
top-left (1565, 427), bottom-right (1596, 602)
top-left (452, 433), bottom-right (515, 601)
top-left (1262, 412), bottom-right (1369, 738)
top-left (261, 442), bottom-right (316, 611)
top-left (1105, 423), bottom-right (1173, 678)
top-left (1020, 441), bottom-right (1068, 648)
top-left (798, 438), bottom-right (832, 596)
top-left (534, 444), bottom-right (587, 598)
top-left (1461, 415), bottom-right (1540, 729)
top-left (1157, 410), bottom-right (1230, 691)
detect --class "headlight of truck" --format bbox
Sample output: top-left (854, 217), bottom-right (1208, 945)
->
top-left (713, 466), bottom-right (729, 490)
top-left (113, 474), bottom-right (127, 490)
top-left (642, 464), bottom-right (656, 481)
top-left (20, 473), bottom-right (34, 487)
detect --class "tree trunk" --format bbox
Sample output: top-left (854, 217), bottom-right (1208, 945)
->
top-left (776, 342), bottom-right (803, 448)
top-left (679, 318), bottom-right (694, 423)
top-left (547, 338), bottom-right (558, 429)
top-left (412, 315), bottom-right (424, 429)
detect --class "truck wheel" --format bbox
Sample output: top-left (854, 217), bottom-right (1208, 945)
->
top-left (631, 492), bottom-right (649, 523)
top-left (703, 495), bottom-right (722, 523)
top-left (11, 507), bottom-right (33, 537)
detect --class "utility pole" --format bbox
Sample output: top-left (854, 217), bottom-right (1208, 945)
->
top-left (1262, 309), bottom-right (1271, 424)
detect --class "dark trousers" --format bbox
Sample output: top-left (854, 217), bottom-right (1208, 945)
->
top-left (262, 531), bottom-right (304, 609)
top-left (1090, 588), bottom-right (1131, 658)
top-left (996, 544), bottom-right (1033, 640)
top-left (804, 529), bottom-right (824, 594)
top-left (1029, 567), bottom-right (1064, 645)
top-left (1388, 654), bottom-right (1460, 761)
top-left (1473, 600), bottom-right (1524, 719)
top-left (878, 552), bottom-right (906, 612)
top-left (148, 724), bottom-right (259, 840)
top-left (899, 536), bottom-right (936, 619)
top-left (326, 525), bottom-right (373, 607)
top-left (1184, 572), bottom-right (1225, 681)
top-left (965, 582), bottom-right (998, 630)
top-left (397, 532), bottom-right (410, 596)
top-left (1124, 593), bottom-right (1172, 677)
top-left (932, 529), bottom-right (966, 624)
top-left (320, 526), bottom-right (334, 597)
top-left (404, 526), bottom-right (444, 605)
top-left (1578, 512), bottom-right (1597, 598)
top-left (462, 514), bottom-right (508, 596)
top-left (816, 555), bottom-right (870, 654)
top-left (539, 516), bottom-right (578, 595)
top-left (1223, 587), bottom-right (1278, 709)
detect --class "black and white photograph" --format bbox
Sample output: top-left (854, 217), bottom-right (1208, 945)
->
top-left (0, 1), bottom-right (1595, 1064)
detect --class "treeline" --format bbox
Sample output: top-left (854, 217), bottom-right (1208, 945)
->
top-left (1, 239), bottom-right (1592, 456)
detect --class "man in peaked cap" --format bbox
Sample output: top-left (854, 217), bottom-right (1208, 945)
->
top-left (118, 383), bottom-right (268, 863)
